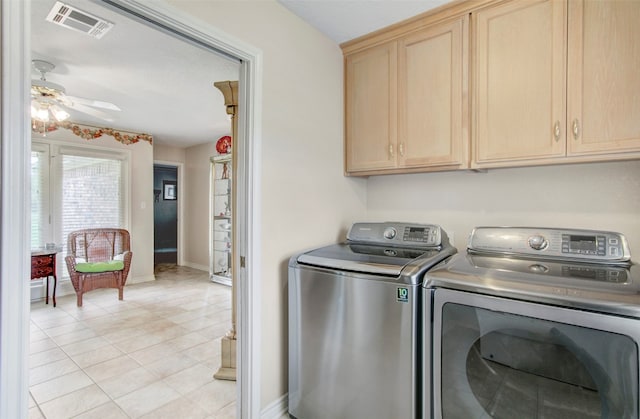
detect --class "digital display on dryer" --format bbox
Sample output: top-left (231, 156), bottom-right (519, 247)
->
top-left (403, 227), bottom-right (430, 243)
top-left (569, 235), bottom-right (597, 252)
top-left (407, 227), bottom-right (425, 238)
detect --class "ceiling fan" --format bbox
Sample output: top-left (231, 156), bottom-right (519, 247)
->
top-left (30, 59), bottom-right (121, 123)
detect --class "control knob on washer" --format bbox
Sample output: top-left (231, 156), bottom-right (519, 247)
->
top-left (383, 227), bottom-right (397, 240)
top-left (528, 235), bottom-right (548, 250)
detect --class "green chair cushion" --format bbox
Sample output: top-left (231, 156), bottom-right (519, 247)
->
top-left (75, 260), bottom-right (125, 273)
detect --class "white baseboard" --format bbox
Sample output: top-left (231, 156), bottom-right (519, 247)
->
top-left (127, 274), bottom-right (156, 284)
top-left (29, 279), bottom-right (75, 302)
top-left (261, 393), bottom-right (288, 419)
top-left (182, 261), bottom-right (209, 272)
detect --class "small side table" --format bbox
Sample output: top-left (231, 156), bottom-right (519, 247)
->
top-left (31, 249), bottom-right (60, 307)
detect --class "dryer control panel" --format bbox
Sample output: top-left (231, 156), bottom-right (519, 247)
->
top-left (468, 227), bottom-right (631, 264)
top-left (347, 222), bottom-right (445, 248)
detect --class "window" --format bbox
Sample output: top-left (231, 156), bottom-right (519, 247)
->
top-left (31, 141), bottom-right (130, 273)
top-left (31, 143), bottom-right (51, 248)
top-left (56, 146), bottom-right (127, 248)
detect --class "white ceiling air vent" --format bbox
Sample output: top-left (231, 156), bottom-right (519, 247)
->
top-left (46, 1), bottom-right (114, 39)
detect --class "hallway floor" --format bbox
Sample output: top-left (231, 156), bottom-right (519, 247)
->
top-left (29, 264), bottom-right (236, 418)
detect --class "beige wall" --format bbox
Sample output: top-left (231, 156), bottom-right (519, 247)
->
top-left (366, 160), bottom-right (640, 262)
top-left (153, 143), bottom-right (216, 270)
top-left (153, 144), bottom-right (186, 163)
top-left (166, 0), bottom-right (368, 409)
top-left (27, 1), bottom-right (640, 413)
top-left (32, 129), bottom-right (155, 284)
top-left (184, 141), bottom-right (216, 270)
top-left (162, 0), bottom-right (640, 412)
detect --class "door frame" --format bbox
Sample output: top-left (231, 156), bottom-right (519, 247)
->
top-left (153, 161), bottom-right (184, 266)
top-left (0, 0), bottom-right (263, 417)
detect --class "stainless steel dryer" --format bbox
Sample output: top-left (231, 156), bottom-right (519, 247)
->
top-left (422, 227), bottom-right (640, 419)
top-left (288, 222), bottom-right (456, 419)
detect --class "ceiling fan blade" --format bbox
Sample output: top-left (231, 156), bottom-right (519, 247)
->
top-left (66, 95), bottom-right (121, 111)
top-left (67, 103), bottom-right (116, 122)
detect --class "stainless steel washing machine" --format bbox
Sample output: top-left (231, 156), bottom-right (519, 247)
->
top-left (288, 222), bottom-right (456, 419)
top-left (422, 227), bottom-right (640, 419)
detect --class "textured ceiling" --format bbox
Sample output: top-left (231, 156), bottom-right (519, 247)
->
top-left (31, 0), bottom-right (450, 148)
top-left (31, 0), bottom-right (240, 148)
top-left (277, 0), bottom-right (451, 44)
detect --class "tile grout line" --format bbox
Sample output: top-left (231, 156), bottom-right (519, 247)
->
top-left (29, 265), bottom-right (235, 419)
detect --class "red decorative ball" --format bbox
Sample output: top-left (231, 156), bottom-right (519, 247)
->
top-left (216, 136), bottom-right (232, 154)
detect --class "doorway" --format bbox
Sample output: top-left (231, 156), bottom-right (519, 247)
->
top-left (154, 164), bottom-right (178, 265)
top-left (1, 1), bottom-right (262, 418)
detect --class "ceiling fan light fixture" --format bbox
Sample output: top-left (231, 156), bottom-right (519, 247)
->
top-left (30, 59), bottom-right (120, 123)
top-left (51, 104), bottom-right (70, 121)
top-left (32, 79), bottom-right (67, 97)
top-left (31, 103), bottom-right (50, 122)
top-left (31, 100), bottom-right (70, 122)
top-left (31, 108), bottom-right (49, 122)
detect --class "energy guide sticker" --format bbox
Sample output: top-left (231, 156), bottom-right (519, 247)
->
top-left (397, 287), bottom-right (409, 303)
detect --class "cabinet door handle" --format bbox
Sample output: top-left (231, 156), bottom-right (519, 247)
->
top-left (389, 144), bottom-right (394, 158)
top-left (399, 143), bottom-right (405, 157)
top-left (572, 119), bottom-right (580, 140)
top-left (553, 121), bottom-right (561, 142)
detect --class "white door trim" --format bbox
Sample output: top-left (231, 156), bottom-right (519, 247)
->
top-left (153, 160), bottom-right (185, 267)
top-left (99, 2), bottom-right (264, 417)
top-left (1, 0), bottom-right (31, 417)
top-left (1, 0), bottom-right (263, 417)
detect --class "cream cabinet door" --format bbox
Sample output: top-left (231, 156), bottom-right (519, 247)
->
top-left (473, 0), bottom-right (566, 167)
top-left (345, 42), bottom-right (398, 173)
top-left (398, 16), bottom-right (468, 169)
top-left (567, 0), bottom-right (640, 156)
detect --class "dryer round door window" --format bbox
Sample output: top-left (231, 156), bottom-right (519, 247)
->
top-left (434, 292), bottom-right (639, 419)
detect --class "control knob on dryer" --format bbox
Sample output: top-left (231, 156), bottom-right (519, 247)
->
top-left (528, 234), bottom-right (549, 250)
top-left (383, 227), bottom-right (397, 240)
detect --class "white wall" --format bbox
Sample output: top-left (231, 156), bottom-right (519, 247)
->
top-left (32, 129), bottom-right (155, 288)
top-left (184, 141), bottom-right (216, 270)
top-left (166, 0), bottom-right (368, 408)
top-left (366, 160), bottom-right (640, 262)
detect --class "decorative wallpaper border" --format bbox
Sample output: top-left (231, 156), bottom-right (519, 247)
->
top-left (32, 120), bottom-right (153, 145)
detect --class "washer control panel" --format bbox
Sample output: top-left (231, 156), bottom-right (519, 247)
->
top-left (468, 227), bottom-right (631, 263)
top-left (347, 222), bottom-right (444, 248)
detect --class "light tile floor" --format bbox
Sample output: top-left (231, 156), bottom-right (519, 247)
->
top-left (29, 264), bottom-right (237, 419)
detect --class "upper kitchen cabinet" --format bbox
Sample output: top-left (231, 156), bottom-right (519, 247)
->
top-left (345, 0), bottom-right (640, 174)
top-left (345, 41), bottom-right (398, 172)
top-left (398, 17), bottom-right (468, 170)
top-left (473, 0), bottom-right (640, 168)
top-left (344, 15), bottom-right (469, 176)
top-left (567, 0), bottom-right (640, 156)
top-left (472, 0), bottom-right (567, 167)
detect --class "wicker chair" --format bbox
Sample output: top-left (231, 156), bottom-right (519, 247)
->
top-left (65, 228), bottom-right (133, 307)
